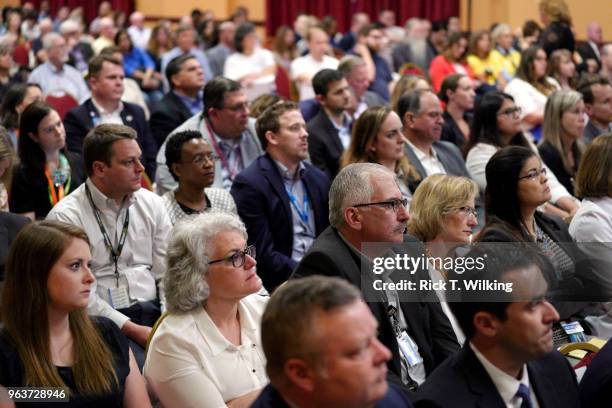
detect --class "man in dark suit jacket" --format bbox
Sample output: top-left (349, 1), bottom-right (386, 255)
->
top-left (578, 75), bottom-right (612, 144)
top-left (414, 244), bottom-right (581, 408)
top-left (292, 163), bottom-right (459, 392)
top-left (150, 54), bottom-right (205, 147)
top-left (306, 69), bottom-right (352, 179)
top-left (231, 101), bottom-right (330, 292)
top-left (577, 22), bottom-right (603, 72)
top-left (252, 276), bottom-right (413, 408)
top-left (64, 54), bottom-right (157, 179)
top-left (579, 338), bottom-right (612, 407)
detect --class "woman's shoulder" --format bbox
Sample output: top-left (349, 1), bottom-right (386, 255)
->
top-left (90, 316), bottom-right (129, 358)
top-left (241, 293), bottom-right (269, 316)
top-left (0, 330), bottom-right (25, 386)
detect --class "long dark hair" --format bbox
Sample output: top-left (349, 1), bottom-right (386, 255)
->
top-left (484, 146), bottom-right (536, 239)
top-left (18, 101), bottom-right (62, 173)
top-left (464, 91), bottom-right (530, 157)
top-left (0, 83), bottom-right (42, 130)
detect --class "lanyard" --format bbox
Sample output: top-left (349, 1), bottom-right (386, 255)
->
top-left (205, 119), bottom-right (241, 181)
top-left (285, 181), bottom-right (309, 227)
top-left (44, 154), bottom-right (72, 206)
top-left (85, 183), bottom-right (130, 287)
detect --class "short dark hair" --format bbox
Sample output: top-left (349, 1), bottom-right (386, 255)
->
top-left (165, 130), bottom-right (204, 181)
top-left (522, 19), bottom-right (541, 37)
top-left (577, 74), bottom-right (611, 105)
top-left (165, 54), bottom-right (197, 88)
top-left (312, 69), bottom-right (344, 97)
top-left (396, 89), bottom-right (427, 122)
top-left (261, 276), bottom-right (361, 385)
top-left (234, 22), bottom-right (255, 53)
top-left (358, 22), bottom-right (384, 38)
top-left (438, 74), bottom-right (464, 103)
top-left (83, 124), bottom-right (137, 176)
top-left (202, 77), bottom-right (243, 118)
top-left (449, 243), bottom-right (548, 340)
top-left (87, 54), bottom-right (122, 80)
top-left (255, 101), bottom-right (298, 150)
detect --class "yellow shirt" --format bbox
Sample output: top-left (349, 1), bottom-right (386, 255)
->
top-left (489, 48), bottom-right (521, 82)
top-left (467, 54), bottom-right (498, 85)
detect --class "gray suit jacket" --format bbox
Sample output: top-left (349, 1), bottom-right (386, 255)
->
top-left (404, 140), bottom-right (470, 190)
top-left (155, 115), bottom-right (262, 194)
top-left (583, 119), bottom-right (609, 144)
top-left (206, 44), bottom-right (232, 78)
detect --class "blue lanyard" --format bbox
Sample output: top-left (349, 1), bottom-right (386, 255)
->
top-left (285, 181), bottom-right (309, 227)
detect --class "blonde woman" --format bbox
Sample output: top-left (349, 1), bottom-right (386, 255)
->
top-left (390, 74), bottom-right (430, 112)
top-left (548, 49), bottom-right (576, 90)
top-left (538, 90), bottom-right (586, 195)
top-left (408, 174), bottom-right (479, 344)
top-left (341, 106), bottom-right (419, 202)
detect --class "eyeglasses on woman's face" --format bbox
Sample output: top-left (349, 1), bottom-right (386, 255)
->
top-left (207, 245), bottom-right (256, 268)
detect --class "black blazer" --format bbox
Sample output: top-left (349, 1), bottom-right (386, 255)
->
top-left (64, 99), bottom-right (157, 179)
top-left (538, 140), bottom-right (580, 196)
top-left (0, 212), bottom-right (29, 280)
top-left (477, 214), bottom-right (599, 317)
top-left (577, 41), bottom-right (601, 71)
top-left (579, 338), bottom-right (612, 407)
top-left (306, 110), bottom-right (345, 179)
top-left (441, 111), bottom-right (472, 149)
top-left (292, 226), bottom-right (460, 387)
top-left (414, 345), bottom-right (580, 408)
top-left (149, 91), bottom-right (193, 147)
top-left (9, 151), bottom-right (85, 220)
top-left (231, 154), bottom-right (330, 292)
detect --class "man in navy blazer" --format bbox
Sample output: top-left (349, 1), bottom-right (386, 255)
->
top-left (231, 101), bottom-right (330, 292)
top-left (414, 244), bottom-right (580, 408)
top-left (64, 54), bottom-right (156, 179)
top-left (252, 276), bottom-right (413, 408)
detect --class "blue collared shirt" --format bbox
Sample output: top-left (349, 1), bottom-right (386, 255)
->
top-left (175, 91), bottom-right (203, 116)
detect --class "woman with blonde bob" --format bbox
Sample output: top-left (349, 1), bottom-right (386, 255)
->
top-left (569, 135), bottom-right (612, 301)
top-left (408, 174), bottom-right (479, 343)
top-left (144, 212), bottom-right (268, 408)
top-left (0, 220), bottom-right (149, 406)
top-left (341, 106), bottom-right (419, 202)
top-left (548, 49), bottom-right (576, 90)
top-left (538, 89), bottom-right (586, 195)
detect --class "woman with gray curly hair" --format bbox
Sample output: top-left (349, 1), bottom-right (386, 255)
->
top-left (144, 212), bottom-right (268, 408)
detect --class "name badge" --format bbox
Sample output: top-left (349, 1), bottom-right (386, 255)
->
top-left (108, 286), bottom-right (131, 309)
top-left (397, 330), bottom-right (424, 367)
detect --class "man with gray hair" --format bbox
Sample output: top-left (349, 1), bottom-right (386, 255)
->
top-left (292, 163), bottom-right (459, 392)
top-left (252, 275), bottom-right (413, 407)
top-left (397, 90), bottom-right (470, 192)
top-left (28, 32), bottom-right (90, 103)
top-left (392, 18), bottom-right (436, 73)
top-left (60, 19), bottom-right (94, 74)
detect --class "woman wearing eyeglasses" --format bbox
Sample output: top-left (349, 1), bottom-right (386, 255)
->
top-left (465, 91), bottom-right (578, 220)
top-left (163, 130), bottom-right (237, 225)
top-left (477, 146), bottom-right (587, 313)
top-left (144, 212), bottom-right (267, 408)
top-left (408, 174), bottom-right (479, 344)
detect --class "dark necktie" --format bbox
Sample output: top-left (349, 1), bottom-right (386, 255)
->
top-left (515, 383), bottom-right (533, 408)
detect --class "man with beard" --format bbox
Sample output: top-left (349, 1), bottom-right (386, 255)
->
top-left (392, 18), bottom-right (437, 74)
top-left (231, 101), bottom-right (329, 292)
top-left (292, 163), bottom-right (459, 392)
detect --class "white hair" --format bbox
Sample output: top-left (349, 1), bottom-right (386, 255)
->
top-left (42, 32), bottom-right (63, 50)
top-left (164, 212), bottom-right (248, 313)
top-left (59, 19), bottom-right (79, 35)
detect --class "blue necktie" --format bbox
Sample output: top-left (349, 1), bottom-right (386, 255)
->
top-left (515, 383), bottom-right (533, 408)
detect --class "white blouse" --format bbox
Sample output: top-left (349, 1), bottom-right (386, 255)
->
top-left (144, 294), bottom-right (269, 408)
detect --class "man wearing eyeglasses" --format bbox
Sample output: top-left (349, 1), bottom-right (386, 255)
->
top-left (155, 77), bottom-right (263, 194)
top-left (292, 163), bottom-right (459, 393)
top-left (231, 101), bottom-right (330, 292)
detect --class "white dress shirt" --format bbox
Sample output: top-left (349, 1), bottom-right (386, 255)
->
top-left (91, 98), bottom-right (124, 125)
top-left (470, 343), bottom-right (540, 408)
top-left (144, 294), bottom-right (269, 408)
top-left (405, 139), bottom-right (446, 176)
top-left (47, 179), bottom-right (172, 328)
top-left (223, 47), bottom-right (276, 101)
top-left (28, 61), bottom-right (91, 103)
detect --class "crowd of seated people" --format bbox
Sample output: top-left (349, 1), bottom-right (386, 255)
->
top-left (0, 0), bottom-right (611, 406)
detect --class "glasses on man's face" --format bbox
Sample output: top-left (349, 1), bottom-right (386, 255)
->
top-left (456, 206), bottom-right (478, 218)
top-left (353, 198), bottom-right (409, 213)
top-left (518, 167), bottom-right (547, 181)
top-left (207, 245), bottom-right (256, 268)
top-left (498, 106), bottom-right (522, 117)
top-left (180, 152), bottom-right (219, 165)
